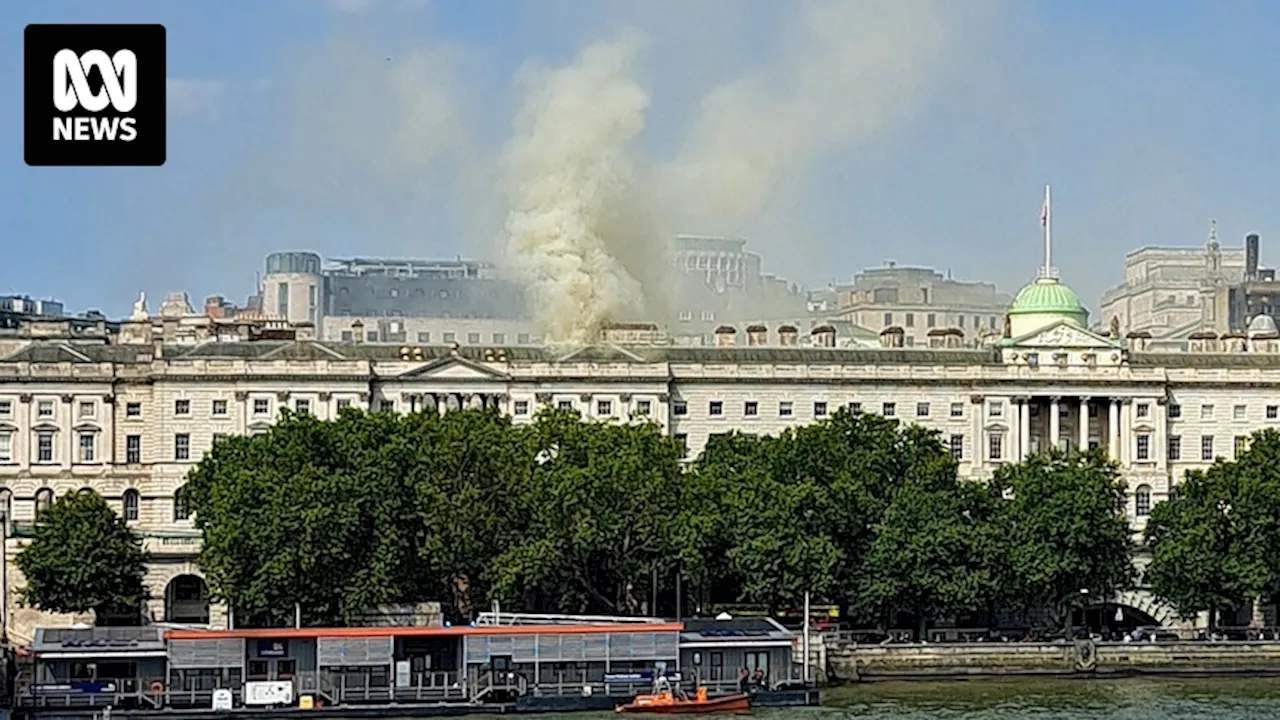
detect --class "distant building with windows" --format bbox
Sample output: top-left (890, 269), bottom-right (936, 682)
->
top-left (829, 264), bottom-right (1012, 347)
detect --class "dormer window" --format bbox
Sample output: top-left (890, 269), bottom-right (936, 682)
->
top-left (1025, 353), bottom-right (1039, 367)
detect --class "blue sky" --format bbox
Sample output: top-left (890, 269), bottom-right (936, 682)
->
top-left (5, 0), bottom-right (1280, 318)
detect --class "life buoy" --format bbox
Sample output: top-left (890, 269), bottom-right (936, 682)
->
top-left (150, 680), bottom-right (165, 696)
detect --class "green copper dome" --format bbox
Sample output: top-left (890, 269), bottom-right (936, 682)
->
top-left (1008, 277), bottom-right (1087, 317)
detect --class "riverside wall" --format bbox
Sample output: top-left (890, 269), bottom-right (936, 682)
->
top-left (825, 640), bottom-right (1280, 681)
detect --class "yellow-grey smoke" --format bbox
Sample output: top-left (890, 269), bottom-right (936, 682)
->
top-left (501, 35), bottom-right (653, 345)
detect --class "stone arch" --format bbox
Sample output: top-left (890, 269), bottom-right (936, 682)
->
top-left (165, 574), bottom-right (210, 624)
top-left (1112, 588), bottom-right (1181, 628)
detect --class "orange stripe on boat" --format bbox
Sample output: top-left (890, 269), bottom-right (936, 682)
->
top-left (165, 622), bottom-right (685, 640)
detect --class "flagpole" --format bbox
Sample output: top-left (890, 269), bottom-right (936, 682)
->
top-left (1044, 185), bottom-right (1053, 278)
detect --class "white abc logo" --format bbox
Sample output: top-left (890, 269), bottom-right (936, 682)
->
top-left (52, 48), bottom-right (137, 113)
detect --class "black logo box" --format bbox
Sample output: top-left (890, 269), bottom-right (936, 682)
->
top-left (24, 23), bottom-right (166, 167)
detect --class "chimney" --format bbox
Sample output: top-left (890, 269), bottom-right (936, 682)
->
top-left (810, 325), bottom-right (836, 348)
top-left (1247, 233), bottom-right (1260, 280)
top-left (714, 325), bottom-right (737, 347)
top-left (746, 324), bottom-right (767, 346)
top-left (778, 325), bottom-right (798, 346)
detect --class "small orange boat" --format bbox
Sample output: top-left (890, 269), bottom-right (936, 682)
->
top-left (616, 687), bottom-right (751, 714)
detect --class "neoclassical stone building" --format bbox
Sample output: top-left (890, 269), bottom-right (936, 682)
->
top-left (3, 267), bottom-right (1280, 637)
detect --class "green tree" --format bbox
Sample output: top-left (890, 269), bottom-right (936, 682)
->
top-left (1145, 429), bottom-right (1280, 626)
top-left (992, 448), bottom-right (1135, 631)
top-left (16, 490), bottom-right (149, 620)
top-left (490, 408), bottom-right (685, 614)
top-left (860, 450), bottom-right (1004, 637)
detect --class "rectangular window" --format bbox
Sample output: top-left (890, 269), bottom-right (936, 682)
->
top-left (597, 400), bottom-right (613, 416)
top-left (1234, 404), bottom-right (1247, 421)
top-left (1136, 403), bottom-right (1150, 418)
top-left (379, 399), bottom-right (396, 413)
top-left (1136, 490), bottom-right (1152, 517)
top-left (950, 402), bottom-right (964, 418)
top-left (417, 331), bottom-right (430, 343)
top-left (493, 333), bottom-right (506, 344)
top-left (467, 332), bottom-right (480, 344)
top-left (126, 435), bottom-right (141, 464)
top-left (295, 399), bottom-right (311, 415)
top-left (927, 313), bottom-right (936, 328)
top-left (174, 489), bottom-right (191, 521)
top-left (905, 313), bottom-right (915, 328)
top-left (672, 400), bottom-right (688, 416)
top-left (988, 433), bottom-right (1003, 461)
top-left (336, 398), bottom-right (351, 410)
top-left (174, 399), bottom-right (191, 416)
top-left (883, 312), bottom-right (892, 327)
top-left (959, 315), bottom-right (965, 328)
top-left (779, 401), bottom-right (793, 417)
top-left (1269, 405), bottom-right (1279, 420)
top-left (1235, 435), bottom-right (1249, 457)
top-left (211, 399), bottom-right (228, 416)
top-left (1135, 434), bottom-right (1150, 461)
top-left (37, 400), bottom-right (53, 418)
top-left (276, 281), bottom-right (289, 318)
top-left (514, 400), bottom-right (530, 416)
top-left (341, 331), bottom-right (353, 342)
top-left (37, 432), bottom-right (53, 463)
top-left (1201, 404), bottom-right (1214, 420)
top-left (1201, 435), bottom-right (1214, 461)
top-left (949, 434), bottom-right (964, 460)
top-left (78, 432), bottom-right (96, 463)
top-left (557, 400), bottom-right (573, 410)
top-left (814, 401), bottom-right (828, 417)
top-left (709, 401), bottom-right (724, 417)
top-left (882, 402), bottom-right (896, 417)
top-left (78, 401), bottom-right (95, 419)
top-left (517, 333), bottom-right (531, 344)
top-left (1168, 403), bottom-right (1181, 419)
top-left (367, 331), bottom-right (378, 343)
top-left (0, 432), bottom-right (10, 463)
top-left (0, 400), bottom-right (10, 418)
top-left (636, 400), bottom-right (652, 416)
top-left (174, 434), bottom-right (191, 461)
top-left (443, 332), bottom-right (456, 343)
top-left (1168, 435), bottom-right (1181, 461)
top-left (916, 402), bottom-right (929, 418)
top-left (744, 401), bottom-right (758, 417)
top-left (253, 398), bottom-right (270, 415)
top-left (212, 433), bottom-right (228, 445)
top-left (989, 401), bottom-right (1003, 418)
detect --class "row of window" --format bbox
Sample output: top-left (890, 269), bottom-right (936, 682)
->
top-left (0, 486), bottom-right (189, 524)
top-left (512, 399), bottom-right (654, 417)
top-left (0, 430), bottom-right (223, 464)
top-left (338, 330), bottom-right (534, 345)
top-left (673, 400), bottom-right (973, 419)
top-left (167, 397), bottom-right (328, 418)
top-left (879, 312), bottom-right (1001, 331)
top-left (1167, 404), bottom-right (1280, 421)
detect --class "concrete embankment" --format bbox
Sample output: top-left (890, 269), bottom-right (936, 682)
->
top-left (826, 641), bottom-right (1280, 681)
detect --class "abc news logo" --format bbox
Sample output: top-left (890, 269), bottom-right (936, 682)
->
top-left (25, 24), bottom-right (166, 166)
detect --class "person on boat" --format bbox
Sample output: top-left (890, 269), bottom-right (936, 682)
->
top-left (651, 674), bottom-right (673, 695)
top-left (737, 667), bottom-right (750, 693)
top-left (751, 667), bottom-right (766, 690)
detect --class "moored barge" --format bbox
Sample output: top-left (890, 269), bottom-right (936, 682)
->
top-left (15, 614), bottom-right (818, 719)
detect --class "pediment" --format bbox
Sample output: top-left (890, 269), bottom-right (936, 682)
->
top-left (398, 355), bottom-right (510, 381)
top-left (1007, 321), bottom-right (1117, 350)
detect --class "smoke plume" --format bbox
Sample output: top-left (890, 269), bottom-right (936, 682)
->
top-left (501, 36), bottom-right (654, 345)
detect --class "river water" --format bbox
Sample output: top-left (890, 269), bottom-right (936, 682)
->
top-left (815, 677), bottom-right (1280, 719)
top-left (477, 678), bottom-right (1280, 719)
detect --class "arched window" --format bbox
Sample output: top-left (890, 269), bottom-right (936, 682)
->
top-left (34, 488), bottom-right (54, 521)
top-left (123, 489), bottom-right (140, 522)
top-left (173, 485), bottom-right (191, 521)
top-left (1135, 485), bottom-right (1153, 517)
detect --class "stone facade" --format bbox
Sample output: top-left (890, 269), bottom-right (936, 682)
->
top-left (5, 300), bottom-right (1280, 637)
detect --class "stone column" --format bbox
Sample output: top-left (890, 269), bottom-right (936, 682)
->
top-left (1079, 396), bottom-right (1091, 451)
top-left (1019, 397), bottom-right (1032, 460)
top-left (971, 395), bottom-right (985, 474)
top-left (1049, 396), bottom-right (1061, 452)
top-left (1108, 398), bottom-right (1120, 461)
